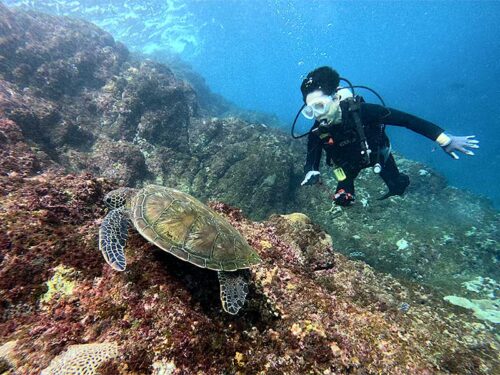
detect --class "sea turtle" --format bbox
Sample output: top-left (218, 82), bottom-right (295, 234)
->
top-left (98, 185), bottom-right (261, 314)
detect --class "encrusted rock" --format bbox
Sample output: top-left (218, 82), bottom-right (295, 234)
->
top-left (41, 342), bottom-right (119, 375)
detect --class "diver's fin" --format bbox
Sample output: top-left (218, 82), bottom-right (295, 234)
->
top-left (377, 191), bottom-right (395, 200)
top-left (379, 174), bottom-right (410, 200)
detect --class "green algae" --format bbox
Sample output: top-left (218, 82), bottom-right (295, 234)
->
top-left (444, 296), bottom-right (500, 324)
top-left (463, 276), bottom-right (499, 298)
top-left (40, 265), bottom-right (77, 304)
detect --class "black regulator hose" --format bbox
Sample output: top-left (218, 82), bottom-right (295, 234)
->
top-left (291, 103), bottom-right (308, 139)
top-left (339, 77), bottom-right (356, 96)
top-left (350, 85), bottom-right (386, 106)
top-left (339, 78), bottom-right (386, 106)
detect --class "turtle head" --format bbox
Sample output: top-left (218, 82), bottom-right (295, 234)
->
top-left (104, 188), bottom-right (135, 209)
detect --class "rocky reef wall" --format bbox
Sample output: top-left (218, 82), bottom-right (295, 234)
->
top-left (0, 3), bottom-right (304, 219)
top-left (0, 116), bottom-right (498, 373)
top-left (0, 2), bottom-right (498, 347)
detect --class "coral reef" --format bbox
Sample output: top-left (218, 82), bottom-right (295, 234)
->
top-left (297, 161), bottom-right (499, 299)
top-left (0, 160), bottom-right (498, 373)
top-left (0, 3), bottom-right (127, 99)
top-left (2, 3), bottom-right (495, 304)
top-left (0, 3), bottom-right (302, 219)
top-left (0, 117), bottom-right (497, 373)
top-left (0, 6), bottom-right (498, 373)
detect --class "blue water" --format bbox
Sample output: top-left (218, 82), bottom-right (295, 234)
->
top-left (7, 0), bottom-right (500, 208)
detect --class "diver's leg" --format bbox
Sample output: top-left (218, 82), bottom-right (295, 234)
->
top-left (334, 168), bottom-right (359, 205)
top-left (378, 154), bottom-right (409, 199)
top-left (335, 167), bottom-right (360, 194)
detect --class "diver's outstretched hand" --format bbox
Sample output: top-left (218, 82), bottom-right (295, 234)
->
top-left (441, 135), bottom-right (479, 160)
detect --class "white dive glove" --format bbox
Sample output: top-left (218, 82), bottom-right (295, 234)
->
top-left (436, 133), bottom-right (479, 160)
top-left (301, 170), bottom-right (320, 186)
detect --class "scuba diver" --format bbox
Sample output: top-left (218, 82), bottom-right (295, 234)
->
top-left (294, 66), bottom-right (479, 206)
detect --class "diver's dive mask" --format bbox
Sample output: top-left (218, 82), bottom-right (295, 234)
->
top-left (291, 79), bottom-right (386, 139)
top-left (301, 95), bottom-right (337, 120)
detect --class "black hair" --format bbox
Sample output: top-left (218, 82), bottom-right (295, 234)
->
top-left (300, 66), bottom-right (340, 102)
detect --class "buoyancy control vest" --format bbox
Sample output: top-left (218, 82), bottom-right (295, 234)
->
top-left (291, 81), bottom-right (389, 175)
top-left (314, 96), bottom-right (389, 172)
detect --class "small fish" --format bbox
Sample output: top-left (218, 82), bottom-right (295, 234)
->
top-left (399, 302), bottom-right (410, 313)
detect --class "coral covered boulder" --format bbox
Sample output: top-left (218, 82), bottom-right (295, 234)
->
top-left (0, 123), bottom-right (497, 373)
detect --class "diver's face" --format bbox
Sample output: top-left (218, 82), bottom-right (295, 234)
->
top-left (304, 90), bottom-right (341, 122)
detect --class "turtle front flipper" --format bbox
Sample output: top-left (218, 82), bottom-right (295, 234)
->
top-left (99, 209), bottom-right (130, 271)
top-left (217, 270), bottom-right (250, 315)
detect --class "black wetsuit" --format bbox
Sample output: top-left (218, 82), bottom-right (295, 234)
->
top-left (304, 100), bottom-right (444, 197)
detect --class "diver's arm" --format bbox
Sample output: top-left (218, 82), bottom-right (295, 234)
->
top-left (304, 130), bottom-right (322, 172)
top-left (301, 130), bottom-right (323, 186)
top-left (361, 103), bottom-right (444, 140)
top-left (361, 103), bottom-right (479, 159)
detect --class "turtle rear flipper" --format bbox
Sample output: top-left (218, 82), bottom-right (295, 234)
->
top-left (217, 270), bottom-right (249, 315)
top-left (99, 209), bottom-right (130, 271)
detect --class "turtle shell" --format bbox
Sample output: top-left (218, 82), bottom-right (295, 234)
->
top-left (131, 185), bottom-right (261, 271)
